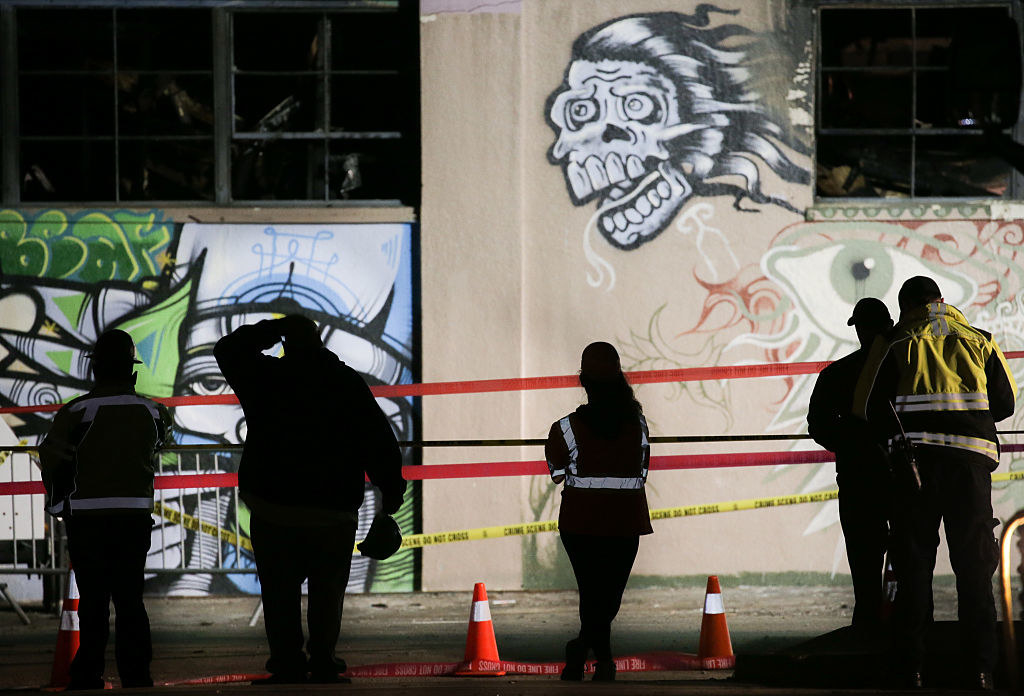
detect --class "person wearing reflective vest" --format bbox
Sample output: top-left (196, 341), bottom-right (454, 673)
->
top-left (852, 276), bottom-right (1017, 690)
top-left (38, 329), bottom-right (171, 689)
top-left (545, 342), bottom-right (652, 682)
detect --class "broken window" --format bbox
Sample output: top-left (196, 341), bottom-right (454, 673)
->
top-left (18, 7), bottom-right (214, 202)
top-left (816, 6), bottom-right (1022, 199)
top-left (231, 10), bottom-right (416, 203)
top-left (8, 3), bottom-right (417, 205)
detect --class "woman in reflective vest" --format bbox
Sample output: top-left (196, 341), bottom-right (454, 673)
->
top-left (545, 341), bottom-right (652, 682)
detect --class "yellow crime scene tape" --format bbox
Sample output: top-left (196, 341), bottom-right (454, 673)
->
top-left (0, 438), bottom-right (29, 468)
top-left (150, 471), bottom-right (1024, 553)
top-left (153, 501), bottom-right (253, 554)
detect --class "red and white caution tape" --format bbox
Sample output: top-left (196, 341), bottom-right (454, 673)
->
top-left (158, 651), bottom-right (718, 685)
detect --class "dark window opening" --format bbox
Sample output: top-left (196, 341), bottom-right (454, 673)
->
top-left (6, 3), bottom-right (418, 206)
top-left (230, 10), bottom-right (417, 204)
top-left (816, 6), bottom-right (1022, 199)
top-left (17, 7), bottom-right (213, 203)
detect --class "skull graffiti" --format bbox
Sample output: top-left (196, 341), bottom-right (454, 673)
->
top-left (546, 9), bottom-right (811, 250)
top-left (548, 60), bottom-right (695, 249)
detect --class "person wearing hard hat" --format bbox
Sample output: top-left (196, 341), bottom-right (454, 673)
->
top-left (215, 313), bottom-right (406, 685)
top-left (807, 297), bottom-right (894, 629)
top-left (853, 276), bottom-right (1017, 690)
top-left (545, 342), bottom-right (653, 682)
top-left (38, 329), bottom-right (172, 689)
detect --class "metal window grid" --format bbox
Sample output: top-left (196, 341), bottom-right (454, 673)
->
top-left (0, 1), bottom-right (412, 206)
top-left (814, 2), bottom-right (1023, 201)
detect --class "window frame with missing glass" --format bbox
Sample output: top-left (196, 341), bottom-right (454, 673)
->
top-left (0, 1), bottom-right (419, 207)
top-left (228, 7), bottom-right (414, 205)
top-left (814, 1), bottom-right (1024, 202)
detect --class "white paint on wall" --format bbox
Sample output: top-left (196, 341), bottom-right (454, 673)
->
top-left (420, 0), bottom-right (521, 14)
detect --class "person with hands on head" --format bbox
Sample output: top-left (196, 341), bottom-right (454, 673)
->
top-left (214, 314), bottom-right (405, 685)
top-left (545, 342), bottom-right (652, 682)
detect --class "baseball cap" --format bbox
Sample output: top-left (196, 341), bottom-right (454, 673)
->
top-left (898, 276), bottom-right (942, 312)
top-left (847, 297), bottom-right (892, 327)
top-left (88, 329), bottom-right (143, 365)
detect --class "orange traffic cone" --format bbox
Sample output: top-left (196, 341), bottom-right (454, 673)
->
top-left (697, 575), bottom-right (735, 669)
top-left (880, 555), bottom-right (897, 621)
top-left (455, 582), bottom-right (505, 676)
top-left (48, 568), bottom-right (81, 688)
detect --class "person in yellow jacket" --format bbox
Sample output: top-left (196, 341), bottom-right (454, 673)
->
top-left (853, 276), bottom-right (1017, 690)
top-left (38, 329), bottom-right (172, 689)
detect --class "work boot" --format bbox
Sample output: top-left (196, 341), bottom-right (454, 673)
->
top-left (560, 638), bottom-right (586, 681)
top-left (592, 660), bottom-right (616, 681)
top-left (309, 656), bottom-right (349, 683)
top-left (65, 678), bottom-right (106, 690)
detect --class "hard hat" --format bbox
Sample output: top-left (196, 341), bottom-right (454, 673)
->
top-left (88, 329), bottom-right (143, 365)
top-left (357, 514), bottom-right (402, 560)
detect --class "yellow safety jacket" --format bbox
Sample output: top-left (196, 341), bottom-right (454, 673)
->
top-left (853, 303), bottom-right (1017, 469)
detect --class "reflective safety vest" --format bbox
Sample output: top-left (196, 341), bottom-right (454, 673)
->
top-left (40, 385), bottom-right (171, 516)
top-left (853, 302), bottom-right (1017, 468)
top-left (547, 414), bottom-right (650, 489)
top-left (545, 409), bottom-right (653, 536)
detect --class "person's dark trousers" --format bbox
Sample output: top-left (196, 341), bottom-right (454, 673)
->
top-left (65, 514), bottom-right (154, 689)
top-left (889, 449), bottom-right (999, 675)
top-left (837, 463), bottom-right (890, 627)
top-left (248, 513), bottom-right (358, 678)
top-left (560, 533), bottom-right (639, 661)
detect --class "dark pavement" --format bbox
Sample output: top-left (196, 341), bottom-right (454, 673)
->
top-left (0, 583), bottom-right (1019, 693)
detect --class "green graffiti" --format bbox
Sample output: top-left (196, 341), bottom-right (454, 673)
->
top-left (369, 491), bottom-right (418, 593)
top-left (113, 277), bottom-right (192, 398)
top-left (0, 208), bottom-right (172, 282)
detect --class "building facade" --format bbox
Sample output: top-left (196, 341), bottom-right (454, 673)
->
top-left (1, 0), bottom-right (1022, 595)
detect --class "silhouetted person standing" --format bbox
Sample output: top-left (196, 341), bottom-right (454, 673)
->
top-left (546, 342), bottom-right (652, 682)
top-left (215, 315), bottom-right (405, 684)
top-left (807, 297), bottom-right (893, 628)
top-left (854, 277), bottom-right (1016, 690)
top-left (39, 329), bottom-right (171, 689)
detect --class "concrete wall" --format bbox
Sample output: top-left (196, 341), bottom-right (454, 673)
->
top-left (418, 0), bottom-right (1024, 589)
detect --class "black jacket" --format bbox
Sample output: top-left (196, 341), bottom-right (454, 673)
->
top-left (807, 348), bottom-right (887, 478)
top-left (214, 320), bottom-right (405, 522)
top-left (39, 379), bottom-right (171, 518)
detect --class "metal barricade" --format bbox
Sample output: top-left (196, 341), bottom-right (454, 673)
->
top-left (999, 510), bottom-right (1024, 691)
top-left (150, 446), bottom-right (255, 596)
top-left (0, 446), bottom-right (54, 575)
top-left (0, 445), bottom-right (59, 620)
top-left (0, 446), bottom-right (255, 593)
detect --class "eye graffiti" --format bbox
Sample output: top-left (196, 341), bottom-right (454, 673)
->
top-left (545, 7), bottom-right (811, 250)
top-left (765, 239), bottom-right (976, 344)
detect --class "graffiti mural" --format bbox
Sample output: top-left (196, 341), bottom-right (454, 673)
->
top-left (545, 5), bottom-right (811, 252)
top-left (618, 218), bottom-right (1024, 573)
top-left (0, 210), bottom-right (418, 594)
top-left (165, 223), bottom-right (416, 595)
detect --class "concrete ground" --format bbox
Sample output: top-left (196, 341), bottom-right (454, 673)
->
top-left (0, 583), bottom-right (998, 694)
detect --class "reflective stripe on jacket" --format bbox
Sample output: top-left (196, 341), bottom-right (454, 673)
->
top-left (39, 384), bottom-right (170, 516)
top-left (549, 414), bottom-right (650, 489)
top-left (853, 302), bottom-right (1017, 468)
top-left (545, 408), bottom-right (653, 536)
